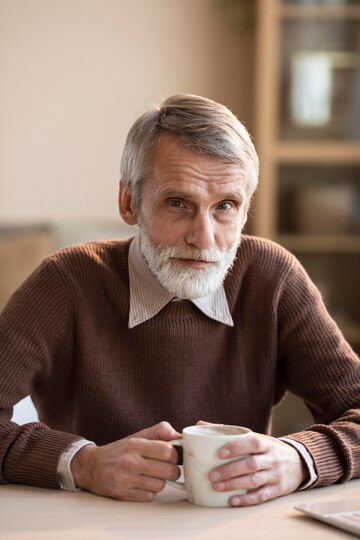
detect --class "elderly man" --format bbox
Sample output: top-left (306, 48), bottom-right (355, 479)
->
top-left (0, 95), bottom-right (359, 506)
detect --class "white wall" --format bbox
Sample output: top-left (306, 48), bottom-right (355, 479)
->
top-left (2, 0), bottom-right (254, 424)
top-left (0, 0), bottom-right (254, 226)
top-left (12, 396), bottom-right (39, 424)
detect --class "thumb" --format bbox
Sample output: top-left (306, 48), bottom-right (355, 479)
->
top-left (129, 421), bottom-right (182, 442)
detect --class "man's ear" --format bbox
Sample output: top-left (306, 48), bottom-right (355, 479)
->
top-left (118, 180), bottom-right (138, 225)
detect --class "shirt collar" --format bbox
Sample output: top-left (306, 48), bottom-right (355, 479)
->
top-left (128, 233), bottom-right (234, 329)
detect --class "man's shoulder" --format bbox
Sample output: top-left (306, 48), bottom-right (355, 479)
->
top-left (238, 235), bottom-right (296, 268)
top-left (229, 235), bottom-right (302, 287)
top-left (225, 235), bottom-right (303, 304)
top-left (46, 237), bottom-right (134, 273)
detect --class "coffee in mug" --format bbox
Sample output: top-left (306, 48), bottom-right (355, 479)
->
top-left (167, 424), bottom-right (251, 507)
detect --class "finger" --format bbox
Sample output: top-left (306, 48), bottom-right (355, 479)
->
top-left (123, 438), bottom-right (179, 464)
top-left (218, 433), bottom-right (269, 459)
top-left (228, 484), bottom-right (281, 507)
top-left (131, 422), bottom-right (182, 442)
top-left (212, 469), bottom-right (277, 493)
top-left (133, 475), bottom-right (167, 494)
top-left (210, 454), bottom-right (271, 482)
top-left (118, 442), bottom-right (181, 481)
top-left (117, 488), bottom-right (156, 503)
top-left (150, 421), bottom-right (182, 442)
top-left (139, 458), bottom-right (181, 482)
top-left (85, 471), bottom-right (158, 502)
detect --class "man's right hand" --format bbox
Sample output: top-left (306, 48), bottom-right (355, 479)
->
top-left (71, 421), bottom-right (182, 501)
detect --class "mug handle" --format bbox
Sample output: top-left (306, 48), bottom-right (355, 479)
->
top-left (166, 439), bottom-right (186, 491)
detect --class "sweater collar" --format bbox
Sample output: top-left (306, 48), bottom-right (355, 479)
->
top-left (128, 233), bottom-right (234, 329)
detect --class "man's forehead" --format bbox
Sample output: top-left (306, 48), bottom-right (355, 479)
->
top-left (143, 133), bottom-right (247, 195)
top-left (153, 132), bottom-right (236, 164)
top-left (152, 135), bottom-right (242, 174)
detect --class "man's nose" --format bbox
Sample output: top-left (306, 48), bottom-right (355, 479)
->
top-left (185, 212), bottom-right (215, 250)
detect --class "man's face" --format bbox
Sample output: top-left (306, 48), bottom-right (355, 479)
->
top-left (138, 134), bottom-right (249, 299)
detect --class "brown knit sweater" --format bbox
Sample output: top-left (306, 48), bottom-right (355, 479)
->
top-left (0, 236), bottom-right (359, 490)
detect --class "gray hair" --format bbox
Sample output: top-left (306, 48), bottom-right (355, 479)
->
top-left (120, 94), bottom-right (259, 210)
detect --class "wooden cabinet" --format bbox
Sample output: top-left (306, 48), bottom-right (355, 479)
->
top-left (0, 226), bottom-right (52, 311)
top-left (253, 0), bottom-right (360, 435)
top-left (254, 0), bottom-right (360, 353)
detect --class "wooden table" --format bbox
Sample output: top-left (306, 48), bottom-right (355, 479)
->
top-left (1, 479), bottom-right (359, 539)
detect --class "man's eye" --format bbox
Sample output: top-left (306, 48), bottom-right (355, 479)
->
top-left (169, 199), bottom-right (185, 208)
top-left (217, 201), bottom-right (233, 211)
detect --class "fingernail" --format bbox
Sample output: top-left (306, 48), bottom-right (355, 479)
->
top-left (231, 497), bottom-right (241, 506)
top-left (214, 482), bottom-right (225, 491)
top-left (219, 448), bottom-right (230, 458)
top-left (209, 471), bottom-right (220, 481)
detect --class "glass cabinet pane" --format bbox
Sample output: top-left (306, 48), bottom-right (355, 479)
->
top-left (283, 1), bottom-right (359, 5)
top-left (278, 165), bottom-right (360, 234)
top-left (279, 17), bottom-right (360, 140)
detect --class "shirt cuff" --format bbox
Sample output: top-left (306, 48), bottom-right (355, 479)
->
top-left (279, 437), bottom-right (317, 490)
top-left (57, 439), bottom-right (96, 491)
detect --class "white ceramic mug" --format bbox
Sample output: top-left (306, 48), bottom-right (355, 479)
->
top-left (167, 424), bottom-right (251, 507)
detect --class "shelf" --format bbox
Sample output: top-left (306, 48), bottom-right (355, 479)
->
top-left (274, 143), bottom-right (360, 163)
top-left (278, 234), bottom-right (360, 253)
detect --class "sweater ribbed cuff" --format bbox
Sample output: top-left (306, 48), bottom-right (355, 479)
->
top-left (3, 424), bottom-right (82, 489)
top-left (284, 430), bottom-right (344, 487)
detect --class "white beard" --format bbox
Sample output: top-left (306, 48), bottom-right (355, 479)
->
top-left (139, 226), bottom-right (240, 299)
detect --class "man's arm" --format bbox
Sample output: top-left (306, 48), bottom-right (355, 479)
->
top-left (0, 258), bottom-right (83, 487)
top-left (0, 259), bottom-right (181, 497)
top-left (205, 256), bottom-right (360, 507)
top-left (275, 260), bottom-right (360, 487)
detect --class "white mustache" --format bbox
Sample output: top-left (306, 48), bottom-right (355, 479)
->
top-left (156, 246), bottom-right (224, 264)
top-left (172, 257), bottom-right (220, 263)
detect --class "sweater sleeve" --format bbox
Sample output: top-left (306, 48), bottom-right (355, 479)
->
top-left (0, 258), bottom-right (83, 488)
top-left (276, 257), bottom-right (360, 487)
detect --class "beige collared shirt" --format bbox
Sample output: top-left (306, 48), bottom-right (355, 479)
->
top-left (128, 233), bottom-right (234, 329)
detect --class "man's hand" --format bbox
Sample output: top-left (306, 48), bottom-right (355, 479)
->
top-left (71, 421), bottom-right (181, 502)
top-left (208, 431), bottom-right (308, 507)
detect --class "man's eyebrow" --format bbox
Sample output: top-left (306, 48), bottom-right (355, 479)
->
top-left (159, 189), bottom-right (244, 200)
top-left (219, 190), bottom-right (244, 200)
top-left (160, 190), bottom-right (189, 198)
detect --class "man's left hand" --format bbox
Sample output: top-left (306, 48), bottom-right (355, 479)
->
top-left (208, 432), bottom-right (308, 506)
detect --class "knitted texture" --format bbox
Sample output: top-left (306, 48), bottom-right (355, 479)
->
top-left (0, 236), bottom-right (359, 489)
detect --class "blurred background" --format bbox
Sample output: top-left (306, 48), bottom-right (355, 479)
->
top-left (1, 0), bottom-right (359, 434)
